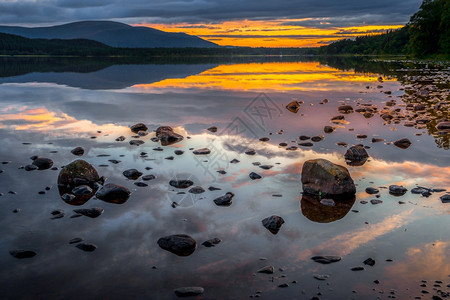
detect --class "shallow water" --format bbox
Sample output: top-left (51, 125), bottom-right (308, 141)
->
top-left (0, 57), bottom-right (449, 299)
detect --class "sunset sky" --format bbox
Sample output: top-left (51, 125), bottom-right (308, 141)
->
top-left (0, 0), bottom-right (422, 47)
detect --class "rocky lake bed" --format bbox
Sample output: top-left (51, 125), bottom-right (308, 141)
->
top-left (0, 57), bottom-right (449, 299)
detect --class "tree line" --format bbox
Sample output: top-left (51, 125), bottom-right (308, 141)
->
top-left (320, 0), bottom-right (449, 58)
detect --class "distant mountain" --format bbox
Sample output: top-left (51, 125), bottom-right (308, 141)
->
top-left (0, 21), bottom-right (219, 48)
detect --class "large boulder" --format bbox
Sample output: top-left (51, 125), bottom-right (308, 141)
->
top-left (301, 159), bottom-right (356, 197)
top-left (57, 160), bottom-right (102, 205)
top-left (156, 126), bottom-right (183, 146)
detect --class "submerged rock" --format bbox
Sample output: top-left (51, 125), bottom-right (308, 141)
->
top-left (389, 185), bottom-right (408, 196)
top-left (188, 186), bottom-right (205, 194)
top-left (130, 123), bottom-right (148, 133)
top-left (122, 169), bottom-right (142, 180)
top-left (440, 194), bottom-right (450, 203)
top-left (9, 250), bottom-right (36, 259)
top-left (193, 148), bottom-right (211, 155)
top-left (71, 147), bottom-right (85, 156)
top-left (202, 238), bottom-right (221, 247)
top-left (301, 158), bottom-right (356, 197)
top-left (344, 144), bottom-right (369, 166)
top-left (393, 138), bottom-right (412, 149)
top-left (73, 207), bottom-right (104, 218)
top-left (257, 265), bottom-right (274, 274)
top-left (249, 172), bottom-right (262, 180)
top-left (129, 140), bottom-right (144, 146)
top-left (365, 187), bottom-right (379, 194)
top-left (173, 287), bottom-right (204, 297)
top-left (262, 215), bottom-right (285, 234)
top-left (156, 126), bottom-right (183, 146)
top-left (311, 256), bottom-right (341, 264)
top-left (32, 157), bottom-right (53, 170)
top-left (76, 243), bottom-right (97, 252)
top-left (213, 192), bottom-right (234, 206)
top-left (169, 180), bottom-right (194, 189)
top-left (286, 100), bottom-right (301, 113)
top-left (157, 234), bottom-right (196, 256)
top-left (95, 183), bottom-right (130, 204)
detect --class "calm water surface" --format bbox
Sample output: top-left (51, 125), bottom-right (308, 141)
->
top-left (0, 58), bottom-right (449, 299)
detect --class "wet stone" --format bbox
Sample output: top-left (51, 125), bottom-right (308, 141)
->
top-left (157, 234), bottom-right (196, 256)
top-left (9, 250), bottom-right (37, 259)
top-left (24, 164), bottom-right (38, 171)
top-left (259, 165), bottom-right (273, 170)
top-left (156, 126), bottom-right (183, 146)
top-left (193, 148), bottom-right (211, 155)
top-left (32, 157), bottom-right (53, 170)
top-left (370, 199), bottom-right (383, 205)
top-left (73, 207), bottom-right (104, 218)
top-left (208, 186), bottom-right (221, 191)
top-left (299, 135), bottom-right (311, 140)
top-left (249, 172), bottom-right (262, 180)
top-left (130, 123), bottom-right (148, 133)
top-left (213, 192), bottom-right (234, 206)
top-left (351, 266), bottom-right (365, 271)
top-left (259, 137), bottom-right (270, 141)
top-left (69, 238), bottom-right (83, 244)
top-left (174, 150), bottom-right (184, 155)
top-left (278, 283), bottom-right (289, 288)
top-left (95, 183), bottom-right (131, 204)
top-left (389, 185), bottom-right (408, 196)
top-left (134, 182), bottom-right (148, 187)
top-left (393, 138), bottom-right (412, 149)
top-left (262, 215), bottom-right (284, 234)
top-left (230, 159), bottom-right (240, 163)
top-left (311, 135), bottom-right (324, 142)
top-left (169, 180), bottom-right (194, 189)
top-left (129, 140), bottom-right (144, 146)
top-left (173, 287), bottom-right (204, 297)
top-left (311, 256), bottom-right (341, 264)
top-left (298, 142), bottom-right (314, 147)
top-left (365, 187), bottom-right (379, 194)
top-left (188, 186), bottom-right (205, 194)
top-left (245, 149), bottom-right (256, 155)
top-left (108, 160), bottom-right (121, 164)
top-left (440, 194), bottom-right (450, 203)
top-left (165, 156), bottom-right (174, 160)
top-left (76, 243), bottom-right (97, 252)
top-left (142, 174), bottom-right (156, 181)
top-left (202, 238), bottom-right (221, 247)
top-left (363, 258), bottom-right (376, 266)
top-left (123, 169), bottom-right (142, 180)
top-left (257, 265), bottom-right (274, 274)
top-left (324, 126), bottom-right (335, 133)
top-left (313, 274), bottom-right (329, 281)
top-left (71, 147), bottom-right (85, 156)
top-left (115, 136), bottom-right (126, 142)
top-left (72, 185), bottom-right (93, 196)
top-left (207, 126), bottom-right (217, 132)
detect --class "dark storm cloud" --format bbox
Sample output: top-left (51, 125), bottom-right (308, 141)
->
top-left (0, 0), bottom-right (422, 26)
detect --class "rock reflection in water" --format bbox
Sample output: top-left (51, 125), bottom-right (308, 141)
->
top-left (300, 194), bottom-right (356, 223)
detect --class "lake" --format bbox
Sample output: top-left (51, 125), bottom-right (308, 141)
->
top-left (0, 56), bottom-right (449, 299)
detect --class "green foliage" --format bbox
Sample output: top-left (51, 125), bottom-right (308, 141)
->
top-left (408, 0), bottom-right (447, 57)
top-left (319, 27), bottom-right (410, 55)
top-left (321, 0), bottom-right (449, 58)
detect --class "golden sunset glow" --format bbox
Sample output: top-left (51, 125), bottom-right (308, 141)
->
top-left (135, 19), bottom-right (404, 47)
top-left (132, 62), bottom-right (382, 92)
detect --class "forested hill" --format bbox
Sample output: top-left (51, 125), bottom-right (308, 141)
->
top-left (320, 0), bottom-right (449, 58)
top-left (0, 32), bottom-right (113, 55)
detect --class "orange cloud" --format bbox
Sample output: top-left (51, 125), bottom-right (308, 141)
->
top-left (135, 19), bottom-right (403, 47)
